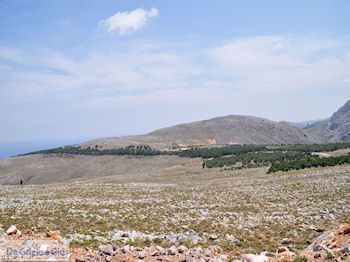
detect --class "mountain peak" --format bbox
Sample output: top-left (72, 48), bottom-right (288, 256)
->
top-left (81, 114), bottom-right (322, 150)
top-left (306, 99), bottom-right (350, 142)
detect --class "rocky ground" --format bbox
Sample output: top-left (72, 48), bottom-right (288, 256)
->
top-left (0, 163), bottom-right (350, 261)
top-left (1, 224), bottom-right (350, 261)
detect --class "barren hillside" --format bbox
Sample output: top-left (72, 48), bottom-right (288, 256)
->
top-left (306, 99), bottom-right (350, 142)
top-left (81, 115), bottom-right (322, 150)
top-left (0, 154), bottom-right (199, 185)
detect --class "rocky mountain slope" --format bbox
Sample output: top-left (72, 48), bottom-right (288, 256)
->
top-left (82, 115), bottom-right (322, 150)
top-left (306, 99), bottom-right (350, 143)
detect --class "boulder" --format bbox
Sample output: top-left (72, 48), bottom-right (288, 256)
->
top-left (46, 230), bottom-right (62, 241)
top-left (226, 234), bottom-right (240, 244)
top-left (209, 234), bottom-right (218, 240)
top-left (281, 238), bottom-right (292, 245)
top-left (138, 250), bottom-right (148, 259)
top-left (276, 246), bottom-right (289, 254)
top-left (337, 224), bottom-right (350, 235)
top-left (178, 245), bottom-right (188, 254)
top-left (241, 253), bottom-right (268, 262)
top-left (6, 225), bottom-right (17, 235)
top-left (98, 244), bottom-right (114, 255)
top-left (208, 245), bottom-right (222, 255)
top-left (168, 245), bottom-right (178, 255)
top-left (339, 243), bottom-right (350, 254)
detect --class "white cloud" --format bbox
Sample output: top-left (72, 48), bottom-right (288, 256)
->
top-left (99, 7), bottom-right (159, 35)
top-left (209, 35), bottom-right (350, 92)
top-left (1, 35), bottom-right (350, 104)
top-left (1, 35), bottom-right (350, 141)
top-left (0, 47), bottom-right (23, 63)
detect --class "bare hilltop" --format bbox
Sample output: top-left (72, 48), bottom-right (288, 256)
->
top-left (81, 100), bottom-right (350, 150)
top-left (82, 115), bottom-right (322, 150)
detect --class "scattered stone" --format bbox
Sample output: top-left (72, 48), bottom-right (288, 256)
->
top-left (6, 225), bottom-right (17, 235)
top-left (23, 230), bottom-right (33, 236)
top-left (281, 238), bottom-right (292, 245)
top-left (208, 245), bottom-right (222, 255)
top-left (339, 243), bottom-right (350, 254)
top-left (276, 246), bottom-right (289, 253)
top-left (150, 249), bottom-right (159, 256)
top-left (94, 236), bottom-right (106, 242)
top-left (16, 230), bottom-right (22, 237)
top-left (71, 233), bottom-right (92, 241)
top-left (98, 244), bottom-right (114, 255)
top-left (218, 254), bottom-right (228, 261)
top-left (226, 234), bottom-right (240, 244)
top-left (337, 224), bottom-right (350, 235)
top-left (168, 245), bottom-right (178, 255)
top-left (309, 225), bottom-right (324, 232)
top-left (46, 230), bottom-right (62, 241)
top-left (150, 246), bottom-right (163, 256)
top-left (163, 231), bottom-right (203, 244)
top-left (209, 234), bottom-right (218, 240)
top-left (241, 253), bottom-right (268, 262)
top-left (202, 248), bottom-right (211, 256)
top-left (138, 250), bottom-right (148, 259)
top-left (109, 229), bottom-right (203, 245)
top-left (192, 246), bottom-right (203, 257)
top-left (178, 245), bottom-right (188, 254)
top-left (300, 224), bottom-right (350, 260)
top-left (312, 244), bottom-right (323, 252)
top-left (263, 252), bottom-right (275, 257)
top-left (121, 245), bottom-right (131, 254)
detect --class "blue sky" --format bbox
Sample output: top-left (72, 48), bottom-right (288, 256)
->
top-left (1, 0), bottom-right (350, 143)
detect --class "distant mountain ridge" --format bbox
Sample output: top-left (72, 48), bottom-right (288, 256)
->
top-left (82, 115), bottom-right (323, 150)
top-left (287, 119), bottom-right (324, 128)
top-left (306, 99), bottom-right (350, 142)
top-left (81, 99), bottom-right (350, 150)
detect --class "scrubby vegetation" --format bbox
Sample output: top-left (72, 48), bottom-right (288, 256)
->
top-left (273, 142), bottom-right (350, 153)
top-left (204, 151), bottom-right (311, 169)
top-left (175, 145), bottom-right (267, 158)
top-left (268, 154), bottom-right (350, 173)
top-left (24, 142), bottom-right (350, 172)
top-left (24, 145), bottom-right (162, 156)
top-left (190, 143), bottom-right (350, 171)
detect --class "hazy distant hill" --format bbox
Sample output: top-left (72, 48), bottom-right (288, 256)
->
top-left (82, 115), bottom-right (322, 150)
top-left (287, 119), bottom-right (323, 128)
top-left (306, 99), bottom-right (350, 142)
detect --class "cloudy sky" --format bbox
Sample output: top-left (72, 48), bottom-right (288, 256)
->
top-left (1, 0), bottom-right (350, 143)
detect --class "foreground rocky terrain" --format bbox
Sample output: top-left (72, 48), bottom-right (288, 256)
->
top-left (1, 222), bottom-right (350, 261)
top-left (0, 163), bottom-right (349, 261)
